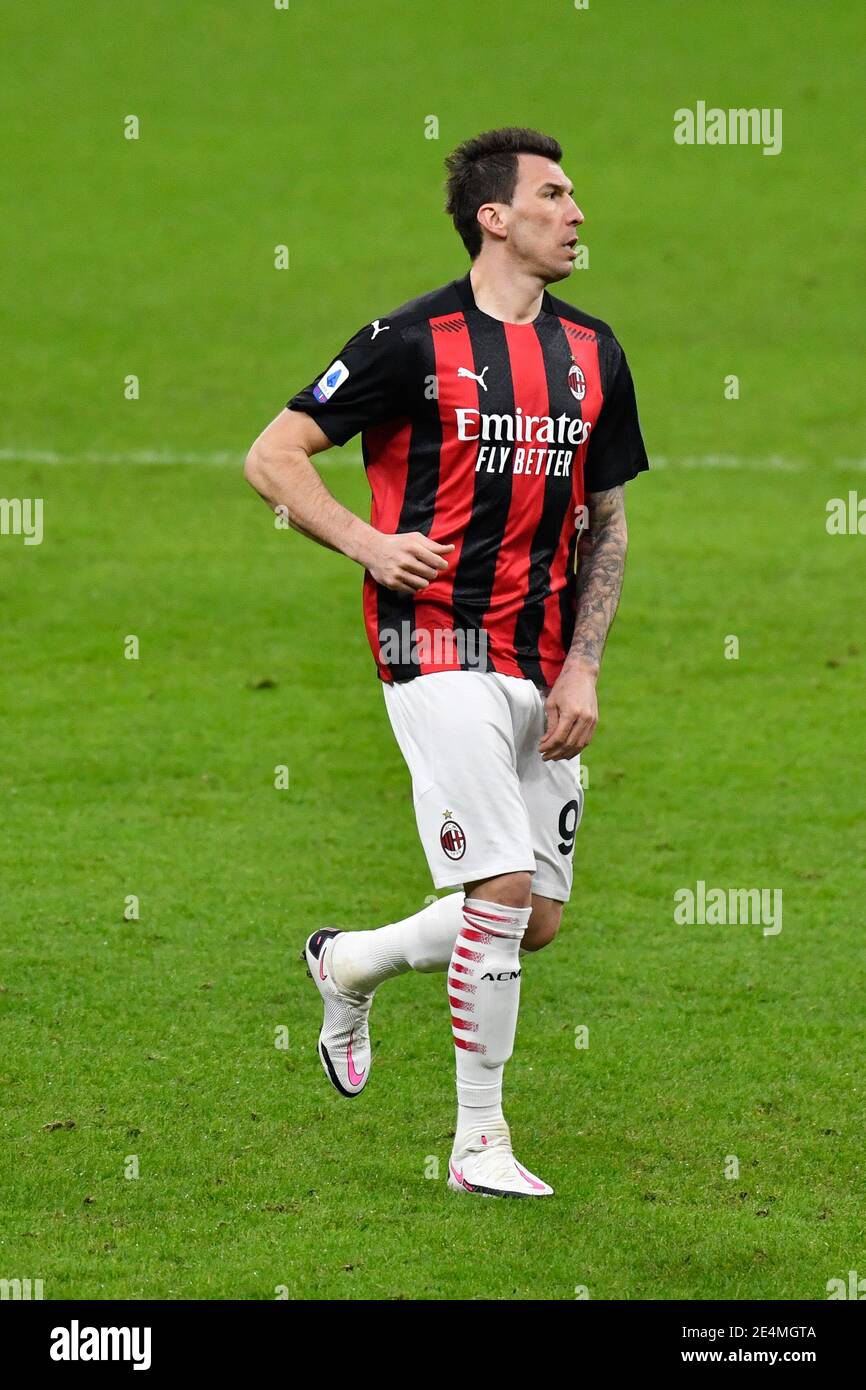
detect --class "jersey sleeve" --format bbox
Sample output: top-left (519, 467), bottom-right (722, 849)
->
top-left (286, 319), bottom-right (409, 447)
top-left (583, 334), bottom-right (650, 492)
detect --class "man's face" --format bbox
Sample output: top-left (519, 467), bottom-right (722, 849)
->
top-left (491, 153), bottom-right (584, 282)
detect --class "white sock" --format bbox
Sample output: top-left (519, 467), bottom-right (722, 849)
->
top-left (449, 897), bottom-right (531, 1153)
top-left (329, 892), bottom-right (465, 995)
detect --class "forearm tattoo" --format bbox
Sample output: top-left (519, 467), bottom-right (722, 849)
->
top-left (567, 486), bottom-right (628, 671)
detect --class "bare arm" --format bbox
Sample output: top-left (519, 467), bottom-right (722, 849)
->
top-left (245, 408), bottom-right (374, 558)
top-left (566, 484), bottom-right (628, 677)
top-left (244, 408), bottom-right (453, 593)
top-left (539, 485), bottom-right (628, 760)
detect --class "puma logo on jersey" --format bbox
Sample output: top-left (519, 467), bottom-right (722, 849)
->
top-left (458, 365), bottom-right (490, 391)
top-left (370, 320), bottom-right (390, 339)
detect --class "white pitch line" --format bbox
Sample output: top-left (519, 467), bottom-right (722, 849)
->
top-left (1, 447), bottom-right (865, 472)
top-left (651, 455), bottom-right (866, 473)
top-left (0, 447), bottom-right (245, 466)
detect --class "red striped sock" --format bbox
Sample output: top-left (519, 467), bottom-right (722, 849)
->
top-left (449, 897), bottom-right (531, 1141)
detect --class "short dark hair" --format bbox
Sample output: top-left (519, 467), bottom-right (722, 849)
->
top-left (444, 127), bottom-right (563, 260)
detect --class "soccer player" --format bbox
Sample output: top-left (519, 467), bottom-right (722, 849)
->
top-left (245, 127), bottom-right (649, 1198)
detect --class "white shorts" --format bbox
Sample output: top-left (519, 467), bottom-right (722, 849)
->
top-left (382, 670), bottom-right (585, 902)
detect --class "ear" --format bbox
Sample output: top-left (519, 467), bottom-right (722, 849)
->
top-left (476, 203), bottom-right (507, 242)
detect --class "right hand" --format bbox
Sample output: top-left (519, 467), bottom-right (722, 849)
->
top-left (364, 531), bottom-right (455, 593)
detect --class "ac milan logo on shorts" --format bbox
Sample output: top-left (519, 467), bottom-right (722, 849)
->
top-left (568, 361), bottom-right (586, 401)
top-left (440, 819), bottom-right (466, 860)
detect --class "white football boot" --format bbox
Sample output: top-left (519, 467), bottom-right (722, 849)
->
top-left (303, 928), bottom-right (373, 1098)
top-left (447, 1130), bottom-right (554, 1198)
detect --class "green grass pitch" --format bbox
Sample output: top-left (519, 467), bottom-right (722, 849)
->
top-left (1, 1), bottom-right (864, 1299)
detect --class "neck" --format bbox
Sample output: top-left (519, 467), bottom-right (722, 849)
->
top-left (468, 255), bottom-right (546, 325)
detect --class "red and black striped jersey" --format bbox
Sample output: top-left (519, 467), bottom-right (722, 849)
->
top-left (287, 272), bottom-right (649, 688)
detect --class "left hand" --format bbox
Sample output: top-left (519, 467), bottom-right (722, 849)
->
top-left (539, 664), bottom-right (598, 761)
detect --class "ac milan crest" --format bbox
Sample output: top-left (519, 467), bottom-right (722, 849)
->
top-left (440, 819), bottom-right (466, 860)
top-left (568, 361), bottom-right (586, 401)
